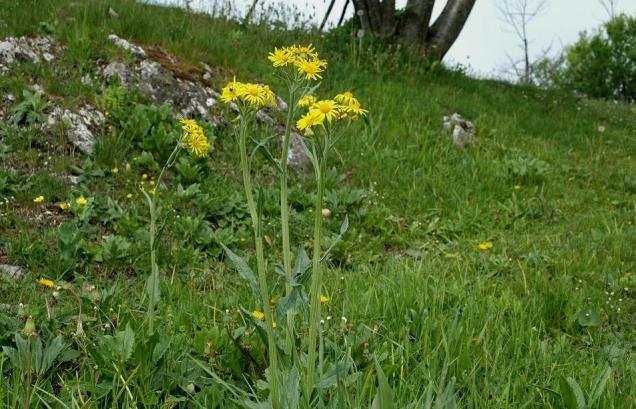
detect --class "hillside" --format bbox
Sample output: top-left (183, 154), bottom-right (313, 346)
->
top-left (1, 1), bottom-right (635, 407)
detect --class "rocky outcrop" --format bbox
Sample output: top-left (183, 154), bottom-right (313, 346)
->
top-left (443, 113), bottom-right (475, 148)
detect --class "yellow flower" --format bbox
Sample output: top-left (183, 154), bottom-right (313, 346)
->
top-left (290, 44), bottom-right (318, 59)
top-left (76, 196), bottom-right (88, 206)
top-left (33, 195), bottom-right (44, 204)
top-left (295, 57), bottom-right (327, 81)
top-left (320, 295), bottom-right (330, 304)
top-left (111, 167), bottom-right (119, 174)
top-left (180, 118), bottom-right (209, 158)
top-left (514, 185), bottom-right (522, 191)
top-left (478, 241), bottom-right (493, 251)
top-left (298, 95), bottom-right (316, 108)
top-left (262, 84), bottom-right (277, 107)
top-left (220, 78), bottom-right (244, 103)
top-left (268, 47), bottom-right (294, 67)
top-left (59, 202), bottom-right (70, 210)
top-left (252, 310), bottom-right (265, 321)
top-left (296, 110), bottom-right (323, 133)
top-left (242, 83), bottom-right (268, 107)
top-left (142, 174), bottom-right (148, 180)
top-left (310, 99), bottom-right (340, 123)
top-left (149, 188), bottom-right (156, 195)
top-left (334, 91), bottom-right (355, 105)
top-left (126, 193), bottom-right (133, 199)
top-left (38, 278), bottom-right (55, 288)
top-left (345, 99), bottom-right (369, 119)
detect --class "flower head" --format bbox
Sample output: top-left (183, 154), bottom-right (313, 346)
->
top-left (38, 278), bottom-right (55, 288)
top-left (221, 79), bottom-right (245, 103)
top-left (334, 92), bottom-right (355, 105)
top-left (111, 167), bottom-right (119, 174)
top-left (268, 47), bottom-right (294, 67)
top-left (76, 196), bottom-right (88, 206)
top-left (345, 99), bottom-right (369, 119)
top-left (320, 295), bottom-right (330, 304)
top-left (310, 99), bottom-right (340, 123)
top-left (59, 202), bottom-right (70, 210)
top-left (295, 57), bottom-right (327, 81)
top-left (242, 83), bottom-right (268, 107)
top-left (180, 118), bottom-right (209, 157)
top-left (296, 110), bottom-right (324, 133)
top-left (478, 241), bottom-right (493, 251)
top-left (298, 95), bottom-right (316, 108)
top-left (252, 310), bottom-right (265, 321)
top-left (33, 195), bottom-right (44, 204)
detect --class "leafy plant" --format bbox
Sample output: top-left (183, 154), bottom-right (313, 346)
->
top-left (9, 90), bottom-right (49, 127)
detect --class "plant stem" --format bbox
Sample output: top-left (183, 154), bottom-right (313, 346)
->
top-left (305, 136), bottom-right (326, 403)
top-left (238, 117), bottom-right (280, 409)
top-left (146, 143), bottom-right (180, 334)
top-left (280, 87), bottom-right (296, 354)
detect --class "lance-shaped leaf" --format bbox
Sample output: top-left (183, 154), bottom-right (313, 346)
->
top-left (222, 243), bottom-right (260, 297)
top-left (321, 215), bottom-right (349, 262)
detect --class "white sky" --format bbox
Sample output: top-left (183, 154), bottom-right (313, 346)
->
top-left (167, 0), bottom-right (636, 78)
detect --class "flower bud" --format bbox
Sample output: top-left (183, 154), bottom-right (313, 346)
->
top-left (23, 316), bottom-right (37, 337)
top-left (321, 208), bottom-right (332, 219)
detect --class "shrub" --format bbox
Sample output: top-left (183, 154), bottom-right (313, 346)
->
top-left (558, 14), bottom-right (636, 101)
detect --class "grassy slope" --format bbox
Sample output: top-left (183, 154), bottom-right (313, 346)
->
top-left (1, 0), bottom-right (636, 407)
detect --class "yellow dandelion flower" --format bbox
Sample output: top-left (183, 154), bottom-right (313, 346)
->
top-left (268, 47), bottom-right (294, 67)
top-left (111, 167), bottom-right (119, 174)
top-left (126, 193), bottom-right (133, 199)
top-left (320, 295), bottom-right (330, 304)
top-left (76, 196), bottom-right (88, 206)
top-left (296, 110), bottom-right (323, 133)
top-left (220, 79), bottom-right (245, 103)
top-left (252, 310), bottom-right (265, 321)
top-left (298, 95), bottom-right (316, 108)
top-left (59, 202), bottom-right (70, 210)
top-left (310, 99), bottom-right (340, 123)
top-left (478, 241), bottom-right (493, 251)
top-left (295, 57), bottom-right (327, 81)
top-left (38, 278), bottom-right (55, 288)
top-left (33, 195), bottom-right (44, 204)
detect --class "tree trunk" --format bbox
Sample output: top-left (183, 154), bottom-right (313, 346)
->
top-left (352, 0), bottom-right (477, 61)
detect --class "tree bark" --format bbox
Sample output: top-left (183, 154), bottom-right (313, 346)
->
top-left (427, 0), bottom-right (477, 59)
top-left (352, 0), bottom-right (477, 61)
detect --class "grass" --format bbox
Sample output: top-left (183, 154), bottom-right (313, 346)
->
top-left (0, 0), bottom-right (635, 407)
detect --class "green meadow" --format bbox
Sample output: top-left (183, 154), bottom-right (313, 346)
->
top-left (0, 1), bottom-right (635, 407)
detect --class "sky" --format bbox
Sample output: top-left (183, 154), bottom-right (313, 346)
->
top-left (161, 0), bottom-right (636, 78)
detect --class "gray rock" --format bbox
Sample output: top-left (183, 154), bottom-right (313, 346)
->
top-left (107, 34), bottom-right (146, 58)
top-left (103, 61), bottom-right (129, 85)
top-left (0, 264), bottom-right (24, 280)
top-left (50, 105), bottom-right (105, 154)
top-left (443, 113), bottom-right (475, 147)
top-left (287, 132), bottom-right (311, 172)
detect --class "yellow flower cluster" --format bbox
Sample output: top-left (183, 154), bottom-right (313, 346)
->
top-left (296, 91), bottom-right (368, 134)
top-left (267, 44), bottom-right (328, 80)
top-left (220, 79), bottom-right (276, 109)
top-left (180, 118), bottom-right (209, 158)
top-left (38, 278), bottom-right (55, 288)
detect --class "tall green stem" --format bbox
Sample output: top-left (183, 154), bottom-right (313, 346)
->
top-left (146, 143), bottom-right (180, 334)
top-left (238, 118), bottom-right (280, 409)
top-left (305, 137), bottom-right (326, 403)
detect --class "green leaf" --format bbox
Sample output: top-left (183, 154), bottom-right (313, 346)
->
top-left (321, 215), bottom-right (349, 262)
top-left (152, 332), bottom-right (171, 364)
top-left (559, 377), bottom-right (586, 409)
top-left (115, 324), bottom-right (135, 362)
top-left (577, 308), bottom-right (601, 327)
top-left (588, 365), bottom-right (611, 405)
top-left (276, 284), bottom-right (307, 318)
top-left (221, 244), bottom-right (260, 297)
top-left (315, 361), bottom-right (350, 389)
top-left (371, 361), bottom-right (394, 409)
top-left (38, 335), bottom-right (66, 375)
top-left (293, 245), bottom-right (311, 282)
